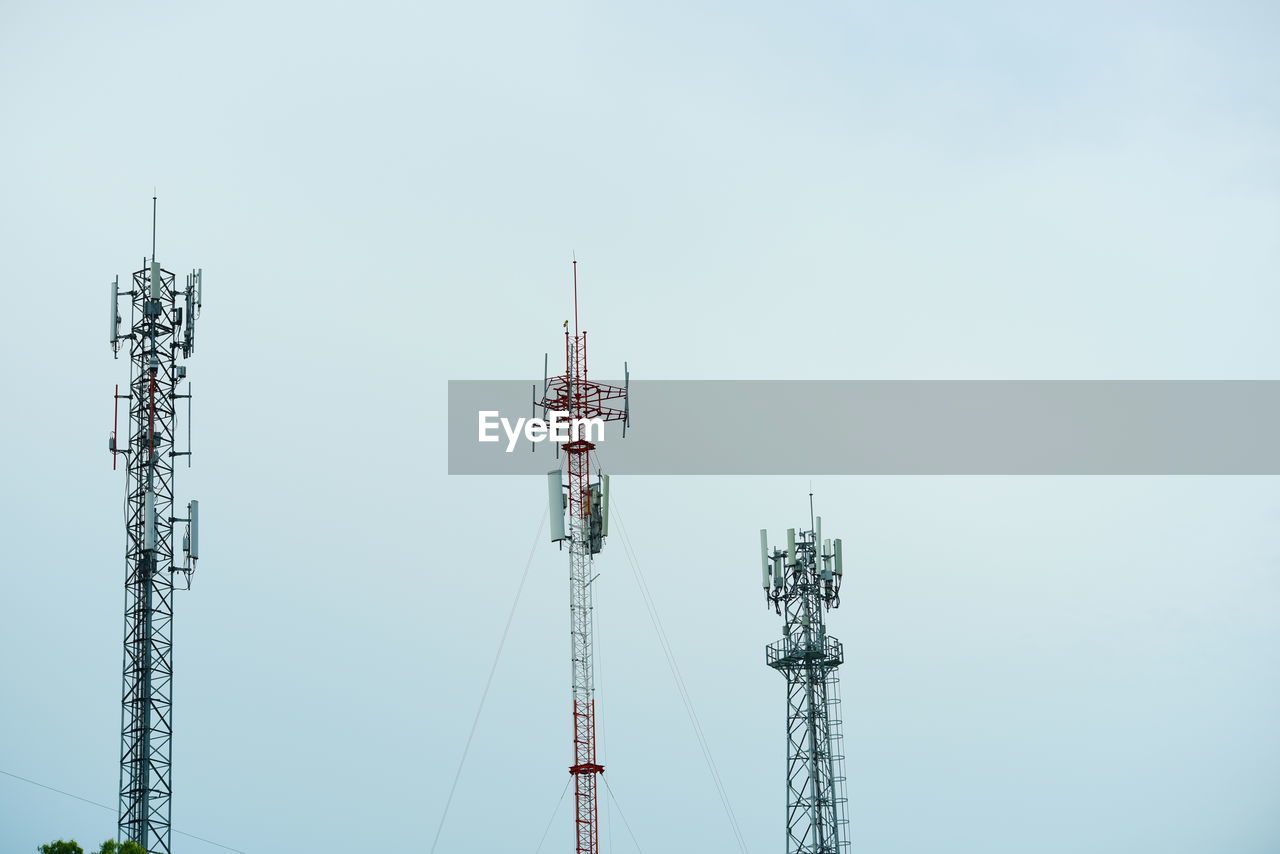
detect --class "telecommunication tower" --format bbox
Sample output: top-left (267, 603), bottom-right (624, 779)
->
top-left (537, 261), bottom-right (629, 854)
top-left (760, 507), bottom-right (850, 854)
top-left (107, 200), bottom-right (204, 854)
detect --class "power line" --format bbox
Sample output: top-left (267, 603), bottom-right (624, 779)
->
top-left (601, 775), bottom-right (645, 854)
top-left (533, 777), bottom-right (571, 854)
top-left (0, 768), bottom-right (246, 853)
top-left (428, 506), bottom-right (547, 854)
top-left (0, 767), bottom-right (112, 812)
top-left (610, 499), bottom-right (750, 854)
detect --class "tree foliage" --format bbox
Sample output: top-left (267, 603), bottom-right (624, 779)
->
top-left (95, 842), bottom-right (146, 854)
top-left (38, 842), bottom-right (83, 854)
top-left (39, 841), bottom-right (145, 854)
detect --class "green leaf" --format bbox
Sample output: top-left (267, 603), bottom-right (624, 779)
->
top-left (38, 841), bottom-right (84, 854)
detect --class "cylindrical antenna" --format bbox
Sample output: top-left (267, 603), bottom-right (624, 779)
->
top-left (151, 193), bottom-right (157, 262)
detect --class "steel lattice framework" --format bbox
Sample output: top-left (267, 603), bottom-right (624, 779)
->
top-left (762, 516), bottom-right (850, 854)
top-left (538, 261), bottom-right (628, 854)
top-left (108, 221), bottom-right (203, 854)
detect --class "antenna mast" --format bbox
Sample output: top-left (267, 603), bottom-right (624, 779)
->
top-left (106, 201), bottom-right (205, 854)
top-left (760, 512), bottom-right (850, 854)
top-left (538, 261), bottom-right (629, 854)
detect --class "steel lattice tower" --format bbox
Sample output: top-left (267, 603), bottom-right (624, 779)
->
top-left (538, 261), bottom-right (628, 854)
top-left (761, 510), bottom-right (850, 854)
top-left (107, 204), bottom-right (204, 854)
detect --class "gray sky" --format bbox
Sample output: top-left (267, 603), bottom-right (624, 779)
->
top-left (1, 1), bottom-right (1278, 852)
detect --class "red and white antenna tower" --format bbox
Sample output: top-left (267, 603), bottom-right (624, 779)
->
top-left (538, 260), bottom-right (629, 854)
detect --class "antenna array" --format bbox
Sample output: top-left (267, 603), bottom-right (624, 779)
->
top-left (106, 209), bottom-right (205, 854)
top-left (537, 261), bottom-right (630, 854)
top-left (760, 515), bottom-right (850, 854)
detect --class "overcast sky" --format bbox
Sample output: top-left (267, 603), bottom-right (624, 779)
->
top-left (1, 2), bottom-right (1278, 852)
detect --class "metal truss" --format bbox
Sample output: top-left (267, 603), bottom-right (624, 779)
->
top-left (110, 247), bottom-right (201, 854)
top-left (538, 261), bottom-right (628, 854)
top-left (765, 522), bottom-right (850, 854)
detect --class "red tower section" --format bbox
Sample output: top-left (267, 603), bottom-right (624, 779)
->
top-left (539, 261), bottom-right (628, 854)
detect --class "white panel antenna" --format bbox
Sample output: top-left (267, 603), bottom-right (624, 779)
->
top-left (109, 276), bottom-right (121, 352)
top-left (184, 275), bottom-right (195, 355)
top-left (548, 470), bottom-right (567, 542)
top-left (599, 474), bottom-right (610, 538)
top-left (143, 488), bottom-right (156, 551)
top-left (622, 361), bottom-right (630, 437)
top-left (759, 529), bottom-right (770, 589)
top-left (181, 268), bottom-right (202, 358)
top-left (815, 515), bottom-right (823, 569)
top-left (188, 499), bottom-right (199, 560)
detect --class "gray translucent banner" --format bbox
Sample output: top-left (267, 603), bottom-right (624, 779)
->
top-left (448, 380), bottom-right (1280, 475)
